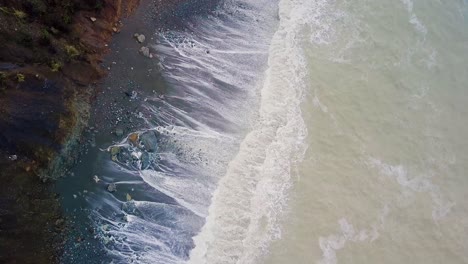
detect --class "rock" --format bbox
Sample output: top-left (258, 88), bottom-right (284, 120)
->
top-left (122, 201), bottom-right (138, 215)
top-left (50, 27), bottom-right (59, 34)
top-left (110, 146), bottom-right (121, 161)
top-left (136, 34), bottom-right (145, 43)
top-left (133, 33), bottom-right (139, 38)
top-left (8, 155), bottom-right (17, 161)
top-left (110, 146), bottom-right (120, 155)
top-left (112, 27), bottom-right (118, 33)
top-left (139, 131), bottom-right (158, 152)
top-left (107, 183), bottom-right (117, 192)
top-left (126, 193), bottom-right (132, 201)
top-left (115, 128), bottom-right (124, 137)
top-left (90, 17), bottom-right (97, 22)
top-left (93, 175), bottom-right (100, 183)
top-left (139, 46), bottom-right (151, 58)
top-left (140, 151), bottom-right (150, 169)
top-left (55, 219), bottom-right (64, 226)
top-left (128, 133), bottom-right (139, 145)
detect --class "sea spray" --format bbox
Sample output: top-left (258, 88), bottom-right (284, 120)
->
top-left (188, 0), bottom-right (310, 262)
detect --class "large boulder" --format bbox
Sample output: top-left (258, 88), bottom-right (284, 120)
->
top-left (139, 131), bottom-right (158, 152)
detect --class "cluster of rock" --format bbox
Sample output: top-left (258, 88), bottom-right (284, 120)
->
top-left (134, 33), bottom-right (154, 58)
top-left (108, 130), bottom-right (159, 170)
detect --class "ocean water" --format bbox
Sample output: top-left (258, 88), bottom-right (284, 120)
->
top-left (261, 0), bottom-right (468, 264)
top-left (58, 0), bottom-right (468, 263)
top-left (186, 0), bottom-right (468, 263)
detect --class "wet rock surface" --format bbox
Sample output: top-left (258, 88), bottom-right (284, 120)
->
top-left (107, 183), bottom-right (117, 192)
top-left (108, 130), bottom-right (159, 170)
top-left (139, 46), bottom-right (152, 58)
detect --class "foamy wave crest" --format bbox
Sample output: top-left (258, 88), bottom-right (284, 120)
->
top-left (188, 0), bottom-right (310, 263)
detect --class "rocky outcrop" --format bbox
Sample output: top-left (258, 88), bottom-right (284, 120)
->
top-left (0, 0), bottom-right (140, 263)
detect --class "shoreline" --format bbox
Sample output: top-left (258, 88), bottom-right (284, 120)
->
top-left (55, 0), bottom-right (223, 262)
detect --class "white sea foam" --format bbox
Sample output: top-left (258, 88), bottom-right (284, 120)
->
top-left (318, 205), bottom-right (389, 264)
top-left (367, 157), bottom-right (455, 221)
top-left (318, 155), bottom-right (456, 264)
top-left (98, 0), bottom-right (283, 263)
top-left (188, 0), bottom-right (310, 263)
top-left (401, 0), bottom-right (428, 36)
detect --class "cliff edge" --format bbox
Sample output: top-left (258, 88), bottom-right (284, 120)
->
top-left (0, 0), bottom-right (140, 263)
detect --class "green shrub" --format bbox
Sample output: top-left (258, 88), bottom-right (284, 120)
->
top-left (13, 9), bottom-right (27, 20)
top-left (94, 0), bottom-right (103, 10)
top-left (17, 31), bottom-right (34, 48)
top-left (62, 14), bottom-right (72, 24)
top-left (0, 6), bottom-right (9, 14)
top-left (16, 73), bottom-right (25, 82)
top-left (23, 0), bottom-right (47, 17)
top-left (50, 61), bottom-right (62, 72)
top-left (65, 45), bottom-right (80, 58)
top-left (39, 28), bottom-right (51, 46)
top-left (0, 72), bottom-right (6, 84)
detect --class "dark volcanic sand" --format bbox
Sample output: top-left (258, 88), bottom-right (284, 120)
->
top-left (55, 0), bottom-right (220, 262)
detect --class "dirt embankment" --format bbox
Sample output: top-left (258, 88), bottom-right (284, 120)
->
top-left (0, 0), bottom-right (139, 263)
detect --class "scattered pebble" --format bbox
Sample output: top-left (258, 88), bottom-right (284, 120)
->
top-left (139, 46), bottom-right (151, 58)
top-left (107, 183), bottom-right (117, 192)
top-left (115, 128), bottom-right (124, 137)
top-left (93, 175), bottom-right (100, 183)
top-left (90, 17), bottom-right (97, 22)
top-left (134, 33), bottom-right (146, 43)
